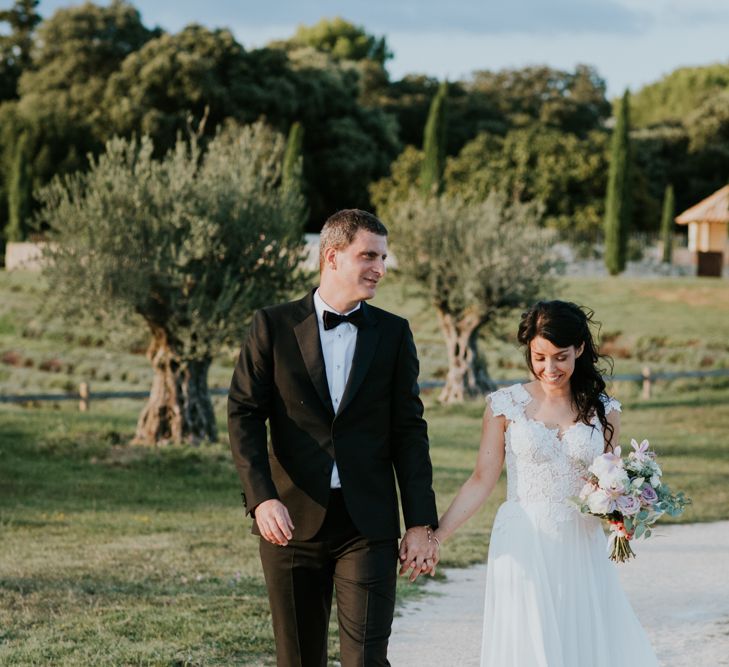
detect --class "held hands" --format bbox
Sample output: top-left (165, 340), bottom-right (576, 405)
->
top-left (398, 526), bottom-right (440, 582)
top-left (255, 499), bottom-right (295, 546)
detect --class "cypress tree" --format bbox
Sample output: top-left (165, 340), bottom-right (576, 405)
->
top-left (6, 132), bottom-right (30, 242)
top-left (660, 184), bottom-right (675, 264)
top-left (282, 121), bottom-right (304, 192)
top-left (420, 80), bottom-right (448, 196)
top-left (604, 89), bottom-right (632, 275)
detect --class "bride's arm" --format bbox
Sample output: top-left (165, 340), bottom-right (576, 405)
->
top-left (434, 403), bottom-right (506, 545)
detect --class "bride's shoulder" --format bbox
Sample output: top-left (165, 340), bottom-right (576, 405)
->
top-left (598, 392), bottom-right (622, 415)
top-left (486, 383), bottom-right (530, 419)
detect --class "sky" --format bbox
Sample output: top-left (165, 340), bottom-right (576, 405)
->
top-left (35, 0), bottom-right (729, 96)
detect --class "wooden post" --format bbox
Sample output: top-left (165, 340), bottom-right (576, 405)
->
top-left (641, 367), bottom-right (652, 400)
top-left (79, 382), bottom-right (90, 412)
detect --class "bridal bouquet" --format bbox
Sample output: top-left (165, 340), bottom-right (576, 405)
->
top-left (572, 439), bottom-right (690, 562)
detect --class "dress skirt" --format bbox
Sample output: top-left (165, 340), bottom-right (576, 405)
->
top-left (481, 500), bottom-right (659, 667)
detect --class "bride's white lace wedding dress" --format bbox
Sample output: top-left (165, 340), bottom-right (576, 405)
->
top-left (481, 384), bottom-right (659, 667)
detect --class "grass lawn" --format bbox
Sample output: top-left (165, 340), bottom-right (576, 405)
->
top-left (2, 269), bottom-right (729, 664)
top-left (2, 376), bottom-right (728, 665)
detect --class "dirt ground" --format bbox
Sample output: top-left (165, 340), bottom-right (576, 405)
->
top-left (388, 520), bottom-right (729, 667)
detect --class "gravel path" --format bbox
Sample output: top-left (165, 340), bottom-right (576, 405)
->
top-left (389, 521), bottom-right (729, 666)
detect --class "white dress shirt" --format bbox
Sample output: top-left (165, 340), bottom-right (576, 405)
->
top-left (313, 289), bottom-right (360, 489)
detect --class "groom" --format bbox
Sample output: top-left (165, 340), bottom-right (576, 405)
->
top-left (228, 209), bottom-right (439, 666)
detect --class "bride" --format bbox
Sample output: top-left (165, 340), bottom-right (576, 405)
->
top-left (432, 300), bottom-right (659, 667)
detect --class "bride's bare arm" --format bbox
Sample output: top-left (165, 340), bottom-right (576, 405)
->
top-left (434, 404), bottom-right (506, 545)
top-left (605, 410), bottom-right (621, 452)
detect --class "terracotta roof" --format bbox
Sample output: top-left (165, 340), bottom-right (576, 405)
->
top-left (676, 184), bottom-right (729, 225)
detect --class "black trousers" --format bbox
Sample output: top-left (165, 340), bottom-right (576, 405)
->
top-left (259, 490), bottom-right (398, 667)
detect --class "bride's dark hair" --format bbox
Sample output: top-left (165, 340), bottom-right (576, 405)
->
top-left (517, 300), bottom-right (616, 449)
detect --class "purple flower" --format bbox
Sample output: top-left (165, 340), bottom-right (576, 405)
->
top-left (641, 485), bottom-right (658, 505)
top-left (616, 494), bottom-right (641, 516)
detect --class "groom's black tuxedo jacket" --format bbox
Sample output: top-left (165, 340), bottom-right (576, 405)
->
top-left (228, 290), bottom-right (438, 541)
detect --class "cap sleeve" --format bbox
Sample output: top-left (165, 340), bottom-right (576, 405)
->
top-left (600, 394), bottom-right (622, 415)
top-left (487, 384), bottom-right (528, 422)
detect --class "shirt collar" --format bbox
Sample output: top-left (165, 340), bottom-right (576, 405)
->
top-left (313, 288), bottom-right (361, 328)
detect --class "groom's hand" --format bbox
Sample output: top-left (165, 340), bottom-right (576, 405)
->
top-left (398, 526), bottom-right (439, 582)
top-left (255, 499), bottom-right (295, 546)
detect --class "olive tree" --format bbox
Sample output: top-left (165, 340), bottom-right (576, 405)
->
top-left (387, 189), bottom-right (557, 403)
top-left (38, 121), bottom-right (307, 444)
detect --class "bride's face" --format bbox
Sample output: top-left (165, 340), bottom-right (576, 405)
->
top-left (529, 336), bottom-right (584, 390)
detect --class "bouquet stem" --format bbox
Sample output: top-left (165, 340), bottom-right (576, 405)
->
top-left (610, 535), bottom-right (636, 563)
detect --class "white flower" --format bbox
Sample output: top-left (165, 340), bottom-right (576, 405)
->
top-left (598, 467), bottom-right (629, 493)
top-left (579, 481), bottom-right (597, 501)
top-left (630, 476), bottom-right (645, 491)
top-left (629, 439), bottom-right (651, 463)
top-left (650, 474), bottom-right (661, 488)
top-left (587, 489), bottom-right (616, 514)
top-left (588, 448), bottom-right (624, 481)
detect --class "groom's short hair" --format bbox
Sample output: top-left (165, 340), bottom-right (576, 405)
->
top-left (319, 209), bottom-right (388, 270)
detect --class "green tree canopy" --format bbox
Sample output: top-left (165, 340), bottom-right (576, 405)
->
top-left (279, 17), bottom-right (392, 66)
top-left (269, 17), bottom-right (392, 106)
top-left (103, 26), bottom-right (399, 228)
top-left (468, 64), bottom-right (611, 136)
top-left (37, 122), bottom-right (307, 444)
top-left (0, 0), bottom-right (41, 101)
top-left (17, 0), bottom-right (156, 129)
top-left (629, 63), bottom-right (729, 128)
top-left (102, 24), bottom-right (252, 149)
top-left (445, 126), bottom-right (609, 240)
top-left (0, 0), bottom-right (156, 240)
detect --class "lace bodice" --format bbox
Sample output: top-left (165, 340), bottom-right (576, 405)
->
top-left (488, 383), bottom-right (621, 524)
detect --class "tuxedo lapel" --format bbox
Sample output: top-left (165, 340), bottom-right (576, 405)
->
top-left (293, 296), bottom-right (335, 417)
top-left (337, 302), bottom-right (380, 416)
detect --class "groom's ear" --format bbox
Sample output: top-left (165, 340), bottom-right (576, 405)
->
top-left (322, 245), bottom-right (337, 271)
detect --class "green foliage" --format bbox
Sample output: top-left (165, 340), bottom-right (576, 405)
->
top-left (387, 188), bottom-right (555, 329)
top-left (630, 125), bottom-right (689, 226)
top-left (685, 89), bottom-right (729, 148)
top-left (377, 65), bottom-right (609, 165)
top-left (282, 16), bottom-right (392, 66)
top-left (604, 90), bottom-right (632, 275)
top-left (282, 121), bottom-right (304, 192)
top-left (0, 0), bottom-right (40, 101)
top-left (420, 81), bottom-right (448, 196)
top-left (446, 127), bottom-right (609, 240)
top-left (375, 121), bottom-right (609, 242)
top-left (369, 145), bottom-right (424, 216)
top-left (5, 131), bottom-right (30, 241)
top-left (630, 63), bottom-right (729, 128)
top-left (269, 17), bottom-right (392, 108)
top-left (102, 24), bottom-right (249, 150)
top-left (37, 122), bottom-right (307, 363)
top-left (468, 64), bottom-right (611, 137)
top-left (660, 184), bottom-right (675, 264)
top-left (18, 0), bottom-right (156, 129)
top-left (0, 1), bottom-right (156, 240)
top-left (104, 26), bottom-right (399, 228)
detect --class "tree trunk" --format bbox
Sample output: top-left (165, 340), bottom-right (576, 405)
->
top-left (133, 330), bottom-right (217, 445)
top-left (437, 311), bottom-right (495, 404)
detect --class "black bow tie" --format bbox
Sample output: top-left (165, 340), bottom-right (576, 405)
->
top-left (323, 309), bottom-right (364, 330)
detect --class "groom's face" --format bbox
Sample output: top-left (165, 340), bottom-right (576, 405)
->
top-left (323, 229), bottom-right (388, 306)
